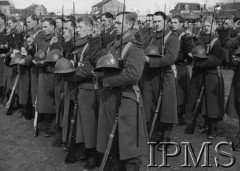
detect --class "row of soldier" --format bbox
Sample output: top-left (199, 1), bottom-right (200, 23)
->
top-left (0, 9), bottom-right (240, 170)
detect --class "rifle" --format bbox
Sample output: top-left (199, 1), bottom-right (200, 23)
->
top-left (99, 116), bottom-right (118, 171)
top-left (6, 73), bottom-right (19, 109)
top-left (100, 1), bottom-right (125, 170)
top-left (64, 96), bottom-right (78, 164)
top-left (185, 75), bottom-right (205, 134)
top-left (33, 65), bottom-right (39, 137)
top-left (64, 2), bottom-right (77, 164)
top-left (52, 4), bottom-right (65, 147)
top-left (24, 67), bottom-right (34, 120)
top-left (52, 78), bottom-right (64, 147)
top-left (149, 70), bottom-right (163, 140)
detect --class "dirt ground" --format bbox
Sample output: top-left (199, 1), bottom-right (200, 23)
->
top-left (1, 69), bottom-right (240, 171)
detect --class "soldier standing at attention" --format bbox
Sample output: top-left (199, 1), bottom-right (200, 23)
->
top-left (33, 18), bottom-right (62, 136)
top-left (100, 12), bottom-right (116, 49)
top-left (170, 15), bottom-right (193, 125)
top-left (0, 13), bottom-right (7, 104)
top-left (64, 16), bottom-right (102, 169)
top-left (96, 12), bottom-right (148, 170)
top-left (142, 11), bottom-right (179, 147)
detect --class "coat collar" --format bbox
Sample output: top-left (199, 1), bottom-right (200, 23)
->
top-left (43, 32), bottom-right (56, 41)
top-left (114, 32), bottom-right (135, 48)
top-left (75, 37), bottom-right (88, 47)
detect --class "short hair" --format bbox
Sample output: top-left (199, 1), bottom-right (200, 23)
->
top-left (203, 16), bottom-right (216, 25)
top-left (43, 17), bottom-right (56, 28)
top-left (56, 17), bottom-right (63, 21)
top-left (117, 12), bottom-right (136, 28)
top-left (171, 15), bottom-right (184, 23)
top-left (0, 13), bottom-right (6, 22)
top-left (76, 16), bottom-right (93, 26)
top-left (154, 11), bottom-right (166, 20)
top-left (27, 14), bottom-right (38, 21)
top-left (146, 14), bottom-right (153, 17)
top-left (8, 17), bottom-right (17, 23)
top-left (102, 12), bottom-right (113, 19)
top-left (63, 16), bottom-right (76, 27)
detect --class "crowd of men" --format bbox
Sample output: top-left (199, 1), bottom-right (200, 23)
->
top-left (1, 9), bottom-right (240, 170)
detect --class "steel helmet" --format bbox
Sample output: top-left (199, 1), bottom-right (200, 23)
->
top-left (34, 49), bottom-right (46, 63)
top-left (95, 53), bottom-right (121, 72)
top-left (10, 53), bottom-right (24, 66)
top-left (145, 45), bottom-right (161, 58)
top-left (234, 47), bottom-right (240, 57)
top-left (54, 58), bottom-right (75, 74)
top-left (192, 45), bottom-right (208, 59)
top-left (45, 49), bottom-right (63, 63)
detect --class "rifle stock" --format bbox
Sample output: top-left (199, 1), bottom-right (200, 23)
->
top-left (34, 66), bottom-right (39, 137)
top-left (149, 90), bottom-right (163, 139)
top-left (6, 74), bottom-right (19, 109)
top-left (64, 98), bottom-right (78, 164)
top-left (185, 85), bottom-right (205, 134)
top-left (52, 76), bottom-right (65, 147)
top-left (52, 93), bottom-right (64, 147)
top-left (99, 116), bottom-right (118, 171)
top-left (33, 99), bottom-right (38, 137)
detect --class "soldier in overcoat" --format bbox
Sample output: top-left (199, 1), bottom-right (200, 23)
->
top-left (170, 15), bottom-right (193, 125)
top-left (96, 12), bottom-right (148, 170)
top-left (63, 16), bottom-right (101, 169)
top-left (34, 18), bottom-right (61, 133)
top-left (4, 17), bottom-right (24, 115)
top-left (218, 24), bottom-right (240, 150)
top-left (0, 13), bottom-right (8, 103)
top-left (142, 11), bottom-right (179, 144)
top-left (100, 12), bottom-right (116, 49)
top-left (22, 15), bottom-right (46, 121)
top-left (18, 16), bottom-right (40, 118)
top-left (186, 16), bottom-right (226, 139)
top-left (53, 18), bottom-right (75, 148)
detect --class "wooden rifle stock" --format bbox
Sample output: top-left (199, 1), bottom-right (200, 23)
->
top-left (52, 90), bottom-right (64, 147)
top-left (6, 74), bottom-right (19, 109)
top-left (149, 90), bottom-right (163, 140)
top-left (185, 83), bottom-right (205, 134)
top-left (99, 116), bottom-right (118, 171)
top-left (65, 98), bottom-right (78, 164)
top-left (33, 66), bottom-right (39, 137)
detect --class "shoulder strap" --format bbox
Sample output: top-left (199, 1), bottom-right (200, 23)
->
top-left (120, 42), bottom-right (133, 60)
top-left (79, 43), bottom-right (89, 63)
top-left (209, 38), bottom-right (218, 51)
top-left (33, 30), bottom-right (42, 39)
top-left (163, 31), bottom-right (172, 45)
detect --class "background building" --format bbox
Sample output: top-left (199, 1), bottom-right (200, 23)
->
top-left (0, 0), bottom-right (10, 15)
top-left (91, 0), bottom-right (124, 17)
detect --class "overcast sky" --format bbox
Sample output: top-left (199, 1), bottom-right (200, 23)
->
top-left (9, 0), bottom-right (235, 15)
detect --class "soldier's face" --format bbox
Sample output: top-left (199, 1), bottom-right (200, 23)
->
top-left (42, 21), bottom-right (55, 36)
top-left (203, 21), bottom-right (216, 34)
top-left (8, 20), bottom-right (17, 30)
top-left (223, 19), bottom-right (232, 29)
top-left (63, 21), bottom-right (74, 40)
top-left (101, 16), bottom-right (113, 29)
top-left (26, 17), bottom-right (37, 30)
top-left (171, 18), bottom-right (182, 31)
top-left (76, 21), bottom-right (93, 38)
top-left (153, 15), bottom-right (165, 32)
top-left (56, 19), bottom-right (62, 29)
top-left (114, 14), bottom-right (129, 36)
